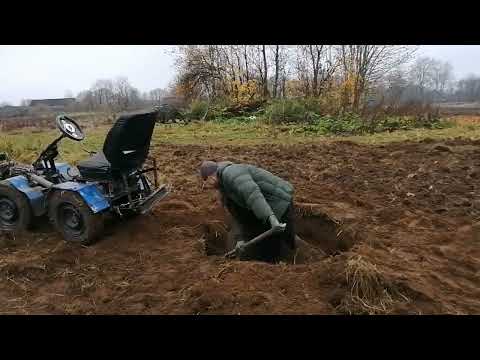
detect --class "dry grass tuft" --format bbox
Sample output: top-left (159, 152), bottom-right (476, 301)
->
top-left (337, 255), bottom-right (409, 314)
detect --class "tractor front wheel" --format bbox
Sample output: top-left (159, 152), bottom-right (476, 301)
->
top-left (49, 191), bottom-right (104, 245)
top-left (0, 184), bottom-right (32, 233)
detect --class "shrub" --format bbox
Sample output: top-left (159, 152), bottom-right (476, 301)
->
top-left (264, 98), bottom-right (323, 124)
top-left (182, 100), bottom-right (211, 121)
top-left (182, 97), bottom-right (452, 136)
top-left (301, 113), bottom-right (365, 135)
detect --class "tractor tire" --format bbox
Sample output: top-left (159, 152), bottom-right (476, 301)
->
top-left (0, 184), bottom-right (32, 233)
top-left (48, 190), bottom-right (104, 245)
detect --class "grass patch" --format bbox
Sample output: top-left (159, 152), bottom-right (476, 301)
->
top-left (153, 119), bottom-right (480, 146)
top-left (0, 126), bottom-right (108, 164)
top-left (1, 117), bottom-right (480, 165)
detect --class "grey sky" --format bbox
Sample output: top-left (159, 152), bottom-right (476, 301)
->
top-left (1, 45), bottom-right (480, 106)
top-left (419, 45), bottom-right (480, 78)
top-left (0, 45), bottom-right (176, 105)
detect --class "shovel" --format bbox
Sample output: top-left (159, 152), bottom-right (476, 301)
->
top-left (225, 227), bottom-right (277, 259)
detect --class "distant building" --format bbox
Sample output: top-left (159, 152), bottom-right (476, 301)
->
top-left (0, 105), bottom-right (29, 117)
top-left (29, 98), bottom-right (76, 107)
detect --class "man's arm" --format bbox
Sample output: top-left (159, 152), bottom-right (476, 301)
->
top-left (232, 172), bottom-right (274, 222)
top-left (230, 172), bottom-right (286, 232)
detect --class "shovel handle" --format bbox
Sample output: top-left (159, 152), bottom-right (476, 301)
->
top-left (224, 228), bottom-right (276, 258)
top-left (247, 228), bottom-right (277, 247)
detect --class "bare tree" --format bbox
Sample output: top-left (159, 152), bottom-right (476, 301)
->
top-left (262, 45), bottom-right (269, 98)
top-left (174, 45), bottom-right (272, 102)
top-left (76, 77), bottom-right (142, 112)
top-left (408, 56), bottom-right (439, 102)
top-left (77, 90), bottom-right (95, 111)
top-left (455, 75), bottom-right (480, 102)
top-left (272, 45), bottom-right (280, 98)
top-left (113, 77), bottom-right (130, 110)
top-left (149, 88), bottom-right (168, 102)
top-left (383, 68), bottom-right (409, 106)
top-left (113, 77), bottom-right (141, 111)
top-left (339, 45), bottom-right (417, 111)
top-left (172, 44), bottom-right (422, 110)
top-left (243, 45), bottom-right (250, 82)
top-left (431, 61), bottom-right (454, 95)
top-left (266, 45), bottom-right (292, 99)
top-left (91, 79), bottom-right (115, 108)
top-left (174, 45), bottom-right (225, 100)
top-left (244, 45), bottom-right (270, 99)
top-left (294, 45), bottom-right (338, 97)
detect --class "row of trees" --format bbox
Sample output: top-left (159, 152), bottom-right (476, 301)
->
top-left (377, 56), bottom-right (455, 106)
top-left (379, 58), bottom-right (480, 105)
top-left (3, 46), bottom-right (478, 115)
top-left (173, 45), bottom-right (418, 112)
top-left (172, 45), bottom-right (480, 113)
top-left (454, 75), bottom-right (480, 102)
top-left (75, 77), bottom-right (170, 112)
top-left (1, 79), bottom-right (170, 113)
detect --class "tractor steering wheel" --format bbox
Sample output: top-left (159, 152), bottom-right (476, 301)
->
top-left (56, 115), bottom-right (85, 141)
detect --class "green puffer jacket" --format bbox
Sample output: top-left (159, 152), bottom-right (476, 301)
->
top-left (217, 162), bottom-right (294, 222)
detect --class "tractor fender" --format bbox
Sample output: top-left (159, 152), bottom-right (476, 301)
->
top-left (1, 175), bottom-right (46, 216)
top-left (51, 182), bottom-right (110, 214)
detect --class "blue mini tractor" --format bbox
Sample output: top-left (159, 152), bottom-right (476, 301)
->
top-left (0, 109), bottom-right (169, 245)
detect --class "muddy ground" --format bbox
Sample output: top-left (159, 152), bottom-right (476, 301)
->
top-left (1, 138), bottom-right (480, 314)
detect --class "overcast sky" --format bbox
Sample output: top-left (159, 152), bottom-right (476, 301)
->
top-left (0, 45), bottom-right (176, 105)
top-left (1, 45), bottom-right (480, 106)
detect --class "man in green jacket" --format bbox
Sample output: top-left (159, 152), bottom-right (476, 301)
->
top-left (200, 160), bottom-right (296, 263)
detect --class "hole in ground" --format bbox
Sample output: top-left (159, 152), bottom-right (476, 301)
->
top-left (201, 210), bottom-right (358, 264)
top-left (294, 211), bottom-right (356, 256)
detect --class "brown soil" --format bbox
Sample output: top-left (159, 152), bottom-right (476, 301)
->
top-left (1, 138), bottom-right (480, 314)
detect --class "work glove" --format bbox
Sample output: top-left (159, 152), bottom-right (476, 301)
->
top-left (234, 241), bottom-right (248, 260)
top-left (269, 214), bottom-right (286, 233)
top-left (225, 240), bottom-right (247, 260)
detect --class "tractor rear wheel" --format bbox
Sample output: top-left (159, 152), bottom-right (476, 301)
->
top-left (0, 184), bottom-right (32, 233)
top-left (49, 191), bottom-right (104, 245)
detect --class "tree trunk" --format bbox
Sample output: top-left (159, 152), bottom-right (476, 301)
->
top-left (234, 48), bottom-right (243, 85)
top-left (244, 46), bottom-right (250, 82)
top-left (352, 78), bottom-right (361, 112)
top-left (273, 45), bottom-right (280, 98)
top-left (262, 45), bottom-right (269, 98)
top-left (309, 45), bottom-right (322, 97)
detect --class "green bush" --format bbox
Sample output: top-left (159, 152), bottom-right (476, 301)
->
top-left (182, 97), bottom-right (453, 136)
top-left (376, 116), bottom-right (451, 132)
top-left (183, 98), bottom-right (266, 122)
top-left (263, 98), bottom-right (325, 124)
top-left (300, 113), bottom-right (365, 135)
top-left (183, 100), bottom-right (210, 120)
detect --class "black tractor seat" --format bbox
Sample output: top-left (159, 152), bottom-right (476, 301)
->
top-left (75, 109), bottom-right (158, 182)
top-left (76, 151), bottom-right (114, 181)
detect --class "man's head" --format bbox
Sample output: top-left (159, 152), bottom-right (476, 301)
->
top-left (199, 160), bottom-right (219, 189)
top-left (199, 160), bottom-right (218, 180)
